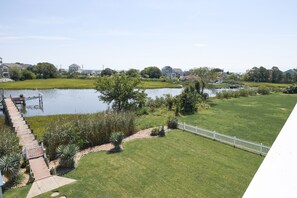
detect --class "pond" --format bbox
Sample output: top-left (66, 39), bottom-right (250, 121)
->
top-left (0, 88), bottom-right (234, 117)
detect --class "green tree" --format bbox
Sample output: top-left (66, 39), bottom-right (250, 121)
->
top-left (178, 86), bottom-right (198, 113)
top-left (126, 69), bottom-right (140, 78)
top-left (101, 68), bottom-right (115, 76)
top-left (258, 66), bottom-right (270, 82)
top-left (35, 62), bottom-right (58, 79)
top-left (140, 66), bottom-right (162, 78)
top-left (95, 74), bottom-right (147, 111)
top-left (20, 69), bottom-right (36, 80)
top-left (9, 67), bottom-right (21, 81)
top-left (270, 66), bottom-right (283, 83)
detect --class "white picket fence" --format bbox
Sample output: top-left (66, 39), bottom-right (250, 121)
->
top-left (178, 122), bottom-right (270, 155)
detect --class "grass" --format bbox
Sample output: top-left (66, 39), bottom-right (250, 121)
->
top-left (179, 93), bottom-right (297, 146)
top-left (243, 82), bottom-right (292, 88)
top-left (0, 78), bottom-right (181, 90)
top-left (5, 130), bottom-right (263, 198)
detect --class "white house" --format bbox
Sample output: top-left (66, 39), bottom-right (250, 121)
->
top-left (68, 64), bottom-right (82, 73)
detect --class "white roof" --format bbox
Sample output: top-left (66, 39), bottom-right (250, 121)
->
top-left (244, 103), bottom-right (297, 198)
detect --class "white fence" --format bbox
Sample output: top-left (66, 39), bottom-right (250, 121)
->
top-left (178, 122), bottom-right (270, 155)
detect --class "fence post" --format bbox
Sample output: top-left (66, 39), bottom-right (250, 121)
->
top-left (233, 136), bottom-right (236, 147)
top-left (183, 122), bottom-right (185, 131)
top-left (195, 126), bottom-right (198, 133)
top-left (260, 143), bottom-right (263, 156)
top-left (213, 131), bottom-right (216, 140)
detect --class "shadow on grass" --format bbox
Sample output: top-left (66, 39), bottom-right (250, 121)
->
top-left (55, 166), bottom-right (75, 176)
top-left (107, 147), bottom-right (123, 154)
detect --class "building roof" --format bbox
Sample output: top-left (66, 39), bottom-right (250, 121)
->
top-left (3, 63), bottom-right (31, 69)
top-left (69, 64), bottom-right (81, 68)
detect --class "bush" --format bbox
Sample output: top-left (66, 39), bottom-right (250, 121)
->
top-left (0, 130), bottom-right (20, 158)
top-left (167, 117), bottom-right (178, 129)
top-left (257, 86), bottom-right (270, 95)
top-left (239, 89), bottom-right (249, 97)
top-left (150, 127), bottom-right (159, 136)
top-left (56, 144), bottom-right (79, 168)
top-left (110, 132), bottom-right (124, 151)
top-left (283, 85), bottom-right (297, 94)
top-left (44, 112), bottom-right (135, 159)
top-left (0, 153), bottom-right (21, 181)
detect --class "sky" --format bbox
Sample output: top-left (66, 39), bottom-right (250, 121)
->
top-left (0, 0), bottom-right (297, 72)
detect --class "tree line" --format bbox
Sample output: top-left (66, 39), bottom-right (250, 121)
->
top-left (243, 66), bottom-right (297, 83)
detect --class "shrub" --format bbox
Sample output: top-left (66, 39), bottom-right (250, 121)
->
top-left (150, 127), bottom-right (159, 136)
top-left (56, 144), bottom-right (79, 168)
top-left (239, 89), bottom-right (249, 97)
top-left (0, 153), bottom-right (21, 181)
top-left (0, 129), bottom-right (20, 158)
top-left (283, 85), bottom-right (297, 94)
top-left (167, 117), bottom-right (178, 129)
top-left (110, 132), bottom-right (124, 151)
top-left (158, 126), bottom-right (165, 137)
top-left (257, 86), bottom-right (270, 95)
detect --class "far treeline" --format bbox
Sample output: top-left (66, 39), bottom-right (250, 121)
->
top-left (4, 62), bottom-right (297, 84)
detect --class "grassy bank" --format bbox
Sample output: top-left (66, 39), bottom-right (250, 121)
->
top-left (0, 78), bottom-right (181, 90)
top-left (4, 130), bottom-right (263, 198)
top-left (243, 82), bottom-right (292, 88)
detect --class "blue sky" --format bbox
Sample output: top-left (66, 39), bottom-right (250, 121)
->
top-left (0, 0), bottom-right (296, 72)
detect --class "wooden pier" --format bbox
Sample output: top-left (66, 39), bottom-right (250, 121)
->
top-left (2, 98), bottom-right (75, 198)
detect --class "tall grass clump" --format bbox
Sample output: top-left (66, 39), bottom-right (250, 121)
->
top-left (44, 111), bottom-right (135, 159)
top-left (216, 89), bottom-right (258, 99)
top-left (257, 86), bottom-right (271, 95)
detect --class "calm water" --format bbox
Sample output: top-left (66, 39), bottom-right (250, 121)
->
top-left (0, 88), bottom-right (232, 117)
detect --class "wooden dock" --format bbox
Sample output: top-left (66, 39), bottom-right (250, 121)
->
top-left (2, 98), bottom-right (75, 197)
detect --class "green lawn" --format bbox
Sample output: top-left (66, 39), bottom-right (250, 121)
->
top-left (4, 130), bottom-right (263, 198)
top-left (179, 93), bottom-right (297, 146)
top-left (0, 78), bottom-right (181, 90)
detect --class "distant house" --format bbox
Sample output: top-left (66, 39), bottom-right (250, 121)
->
top-left (0, 59), bottom-right (33, 78)
top-left (68, 64), bottom-right (81, 73)
top-left (161, 66), bottom-right (184, 78)
top-left (0, 58), bottom-right (10, 78)
top-left (81, 69), bottom-right (101, 75)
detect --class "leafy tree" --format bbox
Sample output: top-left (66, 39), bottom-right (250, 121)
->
top-left (9, 67), bottom-right (21, 81)
top-left (101, 68), bottom-right (115, 76)
top-left (20, 69), bottom-right (36, 80)
top-left (35, 62), bottom-right (58, 79)
top-left (258, 66), bottom-right (270, 82)
top-left (95, 74), bottom-right (147, 111)
top-left (270, 66), bottom-right (283, 83)
top-left (283, 72), bottom-right (293, 83)
top-left (126, 69), bottom-right (140, 78)
top-left (189, 67), bottom-right (220, 83)
top-left (140, 66), bottom-right (162, 78)
top-left (178, 86), bottom-right (198, 113)
top-left (56, 144), bottom-right (79, 168)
